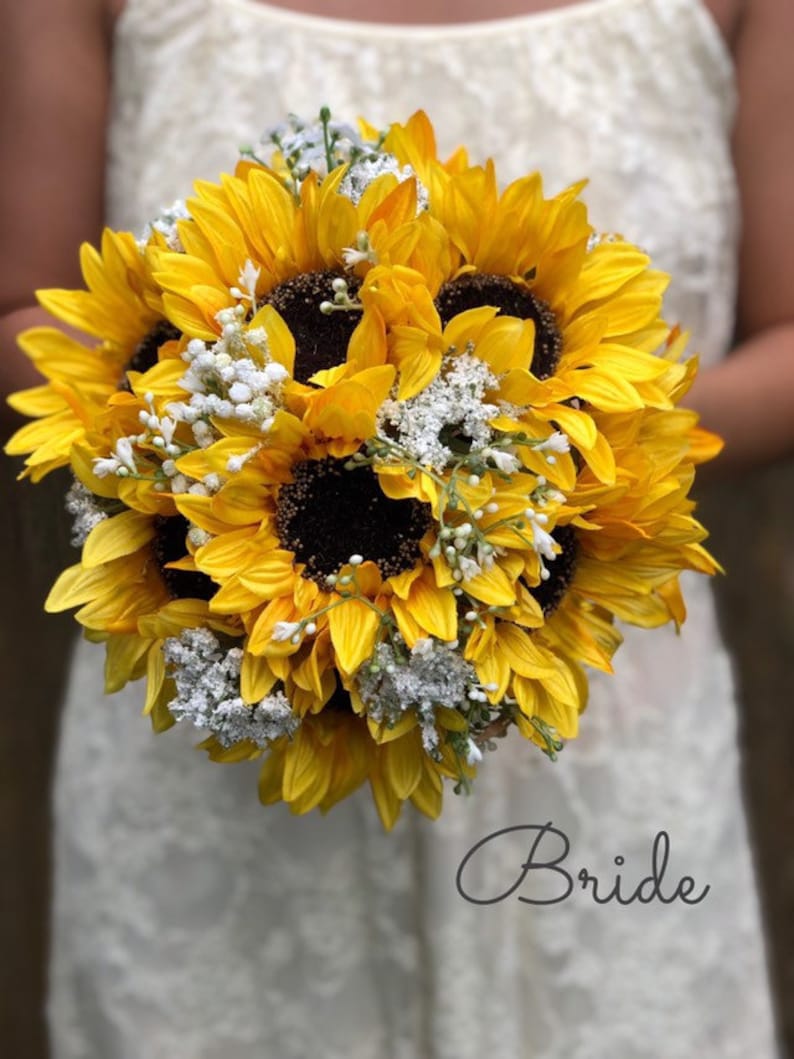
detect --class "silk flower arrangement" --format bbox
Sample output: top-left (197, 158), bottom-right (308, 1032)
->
top-left (5, 111), bottom-right (721, 829)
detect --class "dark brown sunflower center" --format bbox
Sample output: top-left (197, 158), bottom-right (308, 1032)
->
top-left (528, 525), bottom-right (578, 617)
top-left (434, 273), bottom-right (561, 379)
top-left (324, 676), bottom-right (354, 714)
top-left (266, 270), bottom-right (361, 383)
top-left (122, 321), bottom-right (181, 388)
top-left (275, 457), bottom-right (430, 584)
top-left (152, 514), bottom-right (216, 601)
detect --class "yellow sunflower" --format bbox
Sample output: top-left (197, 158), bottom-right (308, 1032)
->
top-left (151, 159), bottom-right (453, 383)
top-left (461, 325), bottom-right (722, 749)
top-left (5, 228), bottom-right (175, 481)
top-left (44, 493), bottom-right (237, 731)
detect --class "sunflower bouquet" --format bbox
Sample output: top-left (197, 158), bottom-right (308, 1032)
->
top-left (5, 110), bottom-right (720, 829)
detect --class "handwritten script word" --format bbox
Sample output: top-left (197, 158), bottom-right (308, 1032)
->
top-left (456, 822), bottom-right (710, 906)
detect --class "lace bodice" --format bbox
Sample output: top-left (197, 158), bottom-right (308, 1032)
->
top-left (48, 2), bottom-right (780, 1057)
top-left (109, 0), bottom-right (738, 365)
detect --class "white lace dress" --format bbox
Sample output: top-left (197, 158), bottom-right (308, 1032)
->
top-left (48, 1), bottom-right (782, 1056)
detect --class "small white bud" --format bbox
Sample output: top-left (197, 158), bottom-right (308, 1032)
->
top-left (271, 621), bottom-right (302, 643)
top-left (466, 738), bottom-right (484, 766)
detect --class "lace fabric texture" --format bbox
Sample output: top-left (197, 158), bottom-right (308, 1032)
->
top-left (49, 1), bottom-right (781, 1056)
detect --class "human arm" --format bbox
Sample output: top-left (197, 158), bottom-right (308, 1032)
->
top-left (0, 0), bottom-right (112, 424)
top-left (686, 0), bottom-right (794, 473)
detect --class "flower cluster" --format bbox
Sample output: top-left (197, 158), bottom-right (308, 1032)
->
top-left (357, 636), bottom-right (484, 760)
top-left (376, 352), bottom-right (500, 473)
top-left (164, 628), bottom-right (300, 748)
top-left (5, 110), bottom-right (722, 830)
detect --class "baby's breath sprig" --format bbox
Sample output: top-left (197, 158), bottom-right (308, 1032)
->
top-left (317, 106), bottom-right (388, 170)
top-left (356, 634), bottom-right (497, 764)
top-left (64, 479), bottom-right (126, 548)
top-left (251, 108), bottom-right (387, 201)
top-left (251, 118), bottom-right (312, 200)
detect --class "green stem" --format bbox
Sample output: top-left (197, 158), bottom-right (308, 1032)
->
top-left (319, 106), bottom-right (336, 174)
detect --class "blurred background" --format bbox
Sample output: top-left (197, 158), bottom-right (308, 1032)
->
top-left (1, 451), bottom-right (793, 1057)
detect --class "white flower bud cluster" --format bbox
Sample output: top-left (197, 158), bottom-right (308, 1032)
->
top-left (229, 259), bottom-right (261, 306)
top-left (93, 436), bottom-right (139, 479)
top-left (157, 458), bottom-right (190, 496)
top-left (429, 519), bottom-right (500, 584)
top-left (342, 230), bottom-right (379, 269)
top-left (319, 276), bottom-right (361, 315)
top-left (480, 446), bottom-right (522, 475)
top-left (357, 636), bottom-right (480, 759)
top-left (163, 628), bottom-right (300, 748)
top-left (537, 431), bottom-right (570, 454)
top-left (137, 392), bottom-right (181, 457)
top-left (64, 478), bottom-right (109, 546)
top-left (166, 311), bottom-right (288, 445)
top-left (91, 302), bottom-right (289, 494)
top-left (531, 474), bottom-right (566, 507)
top-left (339, 154), bottom-right (429, 212)
top-left (271, 620), bottom-right (304, 644)
top-left (466, 738), bottom-right (484, 765)
top-left (531, 519), bottom-right (559, 581)
top-left (92, 393), bottom-right (202, 493)
top-left (534, 430), bottom-right (570, 467)
top-left (139, 199), bottom-right (191, 252)
top-left (511, 493), bottom-right (565, 583)
top-left (377, 353), bottom-right (500, 473)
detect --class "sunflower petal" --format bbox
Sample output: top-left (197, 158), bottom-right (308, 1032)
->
top-left (328, 598), bottom-right (381, 675)
top-left (82, 510), bottom-right (156, 568)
